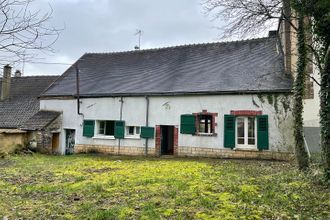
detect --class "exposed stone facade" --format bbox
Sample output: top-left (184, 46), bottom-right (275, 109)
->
top-left (27, 116), bottom-right (61, 154)
top-left (75, 144), bottom-right (156, 156)
top-left (75, 144), bottom-right (293, 161)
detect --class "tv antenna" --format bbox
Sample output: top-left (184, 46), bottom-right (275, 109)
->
top-left (134, 29), bottom-right (143, 50)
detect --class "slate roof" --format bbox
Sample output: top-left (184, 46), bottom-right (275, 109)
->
top-left (41, 36), bottom-right (293, 98)
top-left (0, 76), bottom-right (59, 129)
top-left (20, 110), bottom-right (61, 131)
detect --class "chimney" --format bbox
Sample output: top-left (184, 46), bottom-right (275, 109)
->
top-left (1, 65), bottom-right (12, 101)
top-left (14, 70), bottom-right (22, 77)
top-left (268, 30), bottom-right (278, 38)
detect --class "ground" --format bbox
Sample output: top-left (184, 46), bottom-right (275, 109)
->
top-left (0, 154), bottom-right (329, 219)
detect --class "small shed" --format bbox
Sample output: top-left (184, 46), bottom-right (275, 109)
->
top-left (21, 110), bottom-right (62, 154)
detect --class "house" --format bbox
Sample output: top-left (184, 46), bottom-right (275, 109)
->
top-left (39, 32), bottom-right (295, 160)
top-left (0, 65), bottom-right (59, 155)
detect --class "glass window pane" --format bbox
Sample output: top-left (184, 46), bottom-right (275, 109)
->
top-left (128, 126), bottom-right (134, 135)
top-left (198, 115), bottom-right (213, 133)
top-left (99, 121), bottom-right (105, 134)
top-left (248, 117), bottom-right (255, 138)
top-left (105, 121), bottom-right (115, 136)
top-left (237, 118), bottom-right (245, 138)
top-left (248, 138), bottom-right (255, 145)
top-left (136, 127), bottom-right (140, 134)
top-left (238, 138), bottom-right (245, 145)
top-left (199, 118), bottom-right (205, 132)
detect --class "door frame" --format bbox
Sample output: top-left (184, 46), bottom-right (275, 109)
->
top-left (156, 125), bottom-right (178, 156)
top-left (235, 116), bottom-right (257, 149)
top-left (65, 129), bottom-right (76, 155)
top-left (160, 125), bottom-right (175, 155)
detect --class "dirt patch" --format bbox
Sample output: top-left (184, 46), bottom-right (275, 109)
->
top-left (83, 167), bottom-right (120, 174)
top-left (1, 171), bottom-right (56, 185)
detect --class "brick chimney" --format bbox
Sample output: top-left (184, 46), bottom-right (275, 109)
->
top-left (14, 70), bottom-right (22, 77)
top-left (1, 65), bottom-right (12, 101)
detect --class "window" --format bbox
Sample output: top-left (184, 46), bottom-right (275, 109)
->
top-left (198, 115), bottom-right (213, 134)
top-left (126, 126), bottom-right (140, 138)
top-left (97, 120), bottom-right (115, 136)
top-left (236, 117), bottom-right (256, 147)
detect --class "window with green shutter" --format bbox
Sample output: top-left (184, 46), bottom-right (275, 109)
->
top-left (257, 115), bottom-right (269, 150)
top-left (140, 126), bottom-right (155, 139)
top-left (114, 121), bottom-right (125, 139)
top-left (224, 115), bottom-right (235, 148)
top-left (180, 114), bottom-right (196, 134)
top-left (83, 120), bottom-right (95, 137)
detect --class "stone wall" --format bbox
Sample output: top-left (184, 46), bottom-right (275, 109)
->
top-left (75, 144), bottom-right (156, 156)
top-left (28, 116), bottom-right (62, 154)
top-left (74, 144), bottom-right (293, 161)
top-left (178, 146), bottom-right (293, 161)
top-left (0, 132), bottom-right (27, 156)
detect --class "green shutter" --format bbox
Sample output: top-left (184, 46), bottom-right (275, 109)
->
top-left (83, 120), bottom-right (95, 137)
top-left (114, 121), bottom-right (125, 139)
top-left (257, 115), bottom-right (269, 150)
top-left (140, 127), bottom-right (155, 139)
top-left (224, 115), bottom-right (235, 148)
top-left (180, 114), bottom-right (196, 134)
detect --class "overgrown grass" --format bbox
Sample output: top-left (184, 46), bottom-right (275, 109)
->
top-left (0, 154), bottom-right (329, 219)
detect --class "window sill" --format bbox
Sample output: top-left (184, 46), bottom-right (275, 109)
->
top-left (234, 147), bottom-right (258, 151)
top-left (195, 133), bottom-right (217, 137)
top-left (125, 136), bottom-right (141, 140)
top-left (92, 136), bottom-right (115, 140)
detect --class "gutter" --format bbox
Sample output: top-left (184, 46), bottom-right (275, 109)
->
top-left (145, 96), bottom-right (149, 156)
top-left (40, 90), bottom-right (294, 99)
top-left (118, 97), bottom-right (124, 155)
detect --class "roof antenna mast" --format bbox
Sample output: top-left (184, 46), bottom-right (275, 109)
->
top-left (134, 29), bottom-right (143, 50)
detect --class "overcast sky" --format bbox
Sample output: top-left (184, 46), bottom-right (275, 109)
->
top-left (15, 0), bottom-right (265, 76)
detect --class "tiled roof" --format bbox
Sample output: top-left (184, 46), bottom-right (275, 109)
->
top-left (42, 36), bottom-right (293, 98)
top-left (20, 110), bottom-right (61, 131)
top-left (0, 76), bottom-right (59, 128)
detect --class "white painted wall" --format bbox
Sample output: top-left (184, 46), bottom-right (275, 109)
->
top-left (40, 94), bottom-right (294, 154)
top-left (303, 67), bottom-right (321, 127)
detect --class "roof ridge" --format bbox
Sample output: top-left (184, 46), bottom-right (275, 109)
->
top-left (11, 75), bottom-right (60, 78)
top-left (85, 36), bottom-right (271, 56)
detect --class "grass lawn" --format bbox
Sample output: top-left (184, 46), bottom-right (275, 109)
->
top-left (0, 154), bottom-right (329, 219)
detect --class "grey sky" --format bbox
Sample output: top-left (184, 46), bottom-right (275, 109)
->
top-left (18, 0), bottom-right (265, 76)
top-left (16, 0), bottom-right (223, 75)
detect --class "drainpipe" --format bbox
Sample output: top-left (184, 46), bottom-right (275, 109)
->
top-left (75, 63), bottom-right (83, 116)
top-left (145, 96), bottom-right (149, 156)
top-left (118, 97), bottom-right (124, 155)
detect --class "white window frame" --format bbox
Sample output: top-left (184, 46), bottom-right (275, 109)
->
top-left (235, 117), bottom-right (257, 149)
top-left (94, 120), bottom-right (115, 139)
top-left (125, 126), bottom-right (141, 139)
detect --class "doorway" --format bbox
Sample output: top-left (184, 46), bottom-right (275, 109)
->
top-left (65, 129), bottom-right (75, 155)
top-left (160, 126), bottom-right (174, 155)
top-left (51, 133), bottom-right (60, 154)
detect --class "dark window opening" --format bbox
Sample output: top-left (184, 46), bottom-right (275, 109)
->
top-left (198, 115), bottom-right (213, 134)
top-left (99, 120), bottom-right (115, 136)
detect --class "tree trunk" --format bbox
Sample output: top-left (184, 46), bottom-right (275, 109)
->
top-left (293, 13), bottom-right (310, 170)
top-left (320, 46), bottom-right (330, 179)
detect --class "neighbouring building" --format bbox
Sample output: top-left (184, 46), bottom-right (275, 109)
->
top-left (278, 6), bottom-right (321, 154)
top-left (0, 65), bottom-right (59, 155)
top-left (39, 32), bottom-right (295, 160)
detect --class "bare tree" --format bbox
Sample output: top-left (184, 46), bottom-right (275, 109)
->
top-left (203, 0), bottom-right (283, 38)
top-left (0, 0), bottom-right (60, 65)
